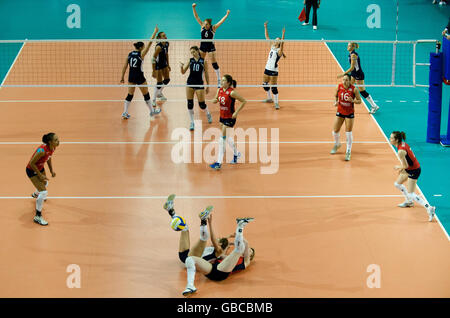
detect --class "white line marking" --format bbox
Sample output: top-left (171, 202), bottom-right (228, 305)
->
top-left (413, 101), bottom-right (421, 103)
top-left (0, 195), bottom-right (404, 199)
top-left (0, 141), bottom-right (387, 145)
top-left (0, 41), bottom-right (26, 88)
top-left (385, 100), bottom-right (393, 103)
top-left (433, 194), bottom-right (443, 197)
top-left (399, 100), bottom-right (407, 103)
top-left (323, 41), bottom-right (450, 241)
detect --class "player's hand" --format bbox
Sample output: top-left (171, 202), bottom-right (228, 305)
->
top-left (226, 10), bottom-right (230, 15)
top-left (264, 21), bottom-right (268, 27)
top-left (212, 98), bottom-right (218, 104)
top-left (282, 27), bottom-right (285, 34)
top-left (205, 87), bottom-right (209, 94)
top-left (192, 3), bottom-right (196, 8)
top-left (232, 111), bottom-right (238, 119)
top-left (154, 25), bottom-right (159, 33)
top-left (51, 171), bottom-right (56, 178)
top-left (347, 96), bottom-right (354, 103)
top-left (334, 101), bottom-right (338, 107)
top-left (168, 65), bottom-right (171, 72)
top-left (394, 165), bottom-right (402, 171)
top-left (120, 78), bottom-right (124, 84)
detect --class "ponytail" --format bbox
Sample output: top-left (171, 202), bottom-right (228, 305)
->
top-left (42, 132), bottom-right (55, 145)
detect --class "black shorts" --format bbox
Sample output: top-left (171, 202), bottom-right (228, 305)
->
top-left (205, 263), bottom-right (230, 281)
top-left (406, 167), bottom-right (421, 180)
top-left (187, 81), bottom-right (204, 90)
top-left (220, 117), bottom-right (236, 127)
top-left (264, 69), bottom-right (278, 77)
top-left (200, 42), bottom-right (216, 53)
top-left (336, 112), bottom-right (355, 119)
top-left (155, 63), bottom-right (169, 71)
top-left (128, 75), bottom-right (146, 85)
top-left (179, 250), bottom-right (189, 263)
top-left (26, 167), bottom-right (44, 178)
top-left (350, 70), bottom-right (365, 81)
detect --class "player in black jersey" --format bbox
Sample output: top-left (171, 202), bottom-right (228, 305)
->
top-left (192, 3), bottom-right (230, 87)
top-left (120, 25), bottom-right (161, 119)
top-left (151, 31), bottom-right (171, 107)
top-left (180, 46), bottom-right (212, 130)
top-left (337, 42), bottom-right (380, 114)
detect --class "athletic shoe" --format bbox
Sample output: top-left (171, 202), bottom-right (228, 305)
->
top-left (230, 152), bottom-right (241, 164)
top-left (157, 93), bottom-right (167, 101)
top-left (236, 217), bottom-right (254, 227)
top-left (122, 112), bottom-right (130, 119)
top-left (199, 206), bottom-right (213, 220)
top-left (151, 107), bottom-right (161, 116)
top-left (189, 122), bottom-right (195, 131)
top-left (33, 215), bottom-right (48, 226)
top-left (345, 151), bottom-right (351, 161)
top-left (398, 201), bottom-right (414, 208)
top-left (210, 162), bottom-right (222, 170)
top-left (330, 143), bottom-right (341, 154)
top-left (427, 206), bottom-right (436, 222)
top-left (369, 105), bottom-right (379, 114)
top-left (263, 98), bottom-right (273, 103)
top-left (182, 286), bottom-right (197, 297)
top-left (163, 194), bottom-right (176, 212)
top-left (274, 103), bottom-right (280, 110)
top-left (302, 22), bottom-right (309, 26)
top-left (313, 25), bottom-right (317, 30)
top-left (207, 112), bottom-right (212, 124)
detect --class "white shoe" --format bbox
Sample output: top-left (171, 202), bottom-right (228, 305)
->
top-left (398, 201), bottom-right (414, 208)
top-left (236, 217), bottom-right (255, 227)
top-left (182, 286), bottom-right (197, 297)
top-left (33, 215), bottom-right (48, 226)
top-left (330, 143), bottom-right (341, 154)
top-left (427, 206), bottom-right (436, 222)
top-left (189, 121), bottom-right (195, 131)
top-left (302, 22), bottom-right (309, 26)
top-left (263, 98), bottom-right (273, 103)
top-left (313, 26), bottom-right (317, 30)
top-left (369, 105), bottom-right (379, 114)
top-left (157, 93), bottom-right (167, 101)
top-left (344, 151), bottom-right (351, 161)
top-left (439, 1), bottom-right (446, 5)
top-left (274, 103), bottom-right (280, 110)
top-left (121, 112), bottom-right (130, 119)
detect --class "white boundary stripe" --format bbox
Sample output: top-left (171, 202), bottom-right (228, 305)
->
top-left (0, 195), bottom-right (403, 199)
top-left (0, 141), bottom-right (387, 145)
top-left (0, 41), bottom-right (25, 88)
top-left (323, 42), bottom-right (450, 241)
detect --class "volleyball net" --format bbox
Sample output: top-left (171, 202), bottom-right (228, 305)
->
top-left (0, 39), bottom-right (438, 88)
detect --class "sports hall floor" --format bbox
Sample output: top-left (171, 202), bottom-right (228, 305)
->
top-left (0, 0), bottom-right (449, 297)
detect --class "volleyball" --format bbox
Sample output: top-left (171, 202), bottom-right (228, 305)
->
top-left (171, 216), bottom-right (187, 231)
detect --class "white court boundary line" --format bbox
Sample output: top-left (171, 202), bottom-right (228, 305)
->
top-left (0, 41), bottom-right (25, 88)
top-left (323, 42), bottom-right (450, 241)
top-left (0, 195), bottom-right (403, 199)
top-left (0, 141), bottom-right (388, 145)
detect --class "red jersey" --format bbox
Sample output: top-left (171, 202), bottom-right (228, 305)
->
top-left (216, 256), bottom-right (245, 273)
top-left (26, 144), bottom-right (54, 171)
top-left (217, 87), bottom-right (236, 119)
top-left (397, 142), bottom-right (420, 170)
top-left (337, 83), bottom-right (356, 115)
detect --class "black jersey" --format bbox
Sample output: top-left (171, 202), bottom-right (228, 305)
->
top-left (201, 27), bottom-right (214, 40)
top-left (127, 51), bottom-right (146, 84)
top-left (348, 50), bottom-right (364, 78)
top-left (155, 42), bottom-right (169, 70)
top-left (187, 57), bottom-right (204, 85)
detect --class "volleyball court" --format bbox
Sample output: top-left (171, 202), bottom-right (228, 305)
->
top-left (0, 39), bottom-right (449, 298)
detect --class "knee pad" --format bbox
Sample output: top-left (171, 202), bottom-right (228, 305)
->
top-left (198, 101), bottom-right (207, 110)
top-left (143, 93), bottom-right (150, 101)
top-left (212, 62), bottom-right (219, 70)
top-left (360, 90), bottom-right (369, 98)
top-left (187, 99), bottom-right (194, 110)
top-left (263, 82), bottom-right (270, 91)
top-left (125, 94), bottom-right (133, 102)
top-left (271, 86), bottom-right (278, 95)
top-left (163, 78), bottom-right (170, 85)
top-left (157, 81), bottom-right (163, 89)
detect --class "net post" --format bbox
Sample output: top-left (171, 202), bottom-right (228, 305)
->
top-left (413, 42), bottom-right (417, 87)
top-left (426, 50), bottom-right (443, 144)
top-left (440, 37), bottom-right (450, 146)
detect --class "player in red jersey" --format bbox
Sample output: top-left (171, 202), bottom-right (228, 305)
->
top-left (330, 74), bottom-right (361, 161)
top-left (210, 74), bottom-right (247, 170)
top-left (26, 133), bottom-right (60, 226)
top-left (182, 217), bottom-right (255, 297)
top-left (389, 131), bottom-right (435, 222)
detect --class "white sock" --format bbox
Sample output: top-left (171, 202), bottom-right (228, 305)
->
top-left (345, 132), bottom-right (353, 152)
top-left (200, 225), bottom-right (209, 241)
top-left (123, 101), bottom-right (130, 114)
top-left (188, 109), bottom-right (194, 123)
top-left (394, 182), bottom-right (410, 201)
top-left (214, 68), bottom-right (221, 81)
top-left (266, 90), bottom-right (272, 99)
top-left (145, 99), bottom-right (153, 112)
top-left (36, 190), bottom-right (48, 212)
top-left (217, 136), bottom-right (225, 164)
top-left (227, 137), bottom-right (238, 156)
top-left (273, 93), bottom-right (279, 104)
top-left (407, 192), bottom-right (430, 209)
top-left (332, 131), bottom-right (340, 145)
top-left (366, 95), bottom-right (377, 108)
top-left (203, 106), bottom-right (211, 115)
top-left (153, 87), bottom-right (159, 102)
top-left (185, 257), bottom-right (196, 288)
top-left (234, 226), bottom-right (245, 254)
